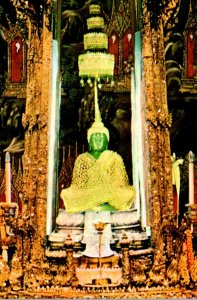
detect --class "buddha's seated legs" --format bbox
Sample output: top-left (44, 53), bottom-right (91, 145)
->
top-left (91, 203), bottom-right (117, 211)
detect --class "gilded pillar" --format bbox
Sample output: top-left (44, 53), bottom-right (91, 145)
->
top-left (120, 233), bottom-right (130, 285)
top-left (141, 2), bottom-right (174, 278)
top-left (22, 12), bottom-right (53, 266)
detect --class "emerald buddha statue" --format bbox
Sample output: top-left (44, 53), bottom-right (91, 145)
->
top-left (60, 119), bottom-right (135, 213)
top-left (60, 118), bottom-right (135, 257)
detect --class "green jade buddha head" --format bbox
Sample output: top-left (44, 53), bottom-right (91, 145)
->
top-left (89, 132), bottom-right (108, 159)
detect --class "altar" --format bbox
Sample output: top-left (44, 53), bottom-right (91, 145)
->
top-left (46, 208), bottom-right (150, 286)
top-left (48, 208), bottom-right (148, 250)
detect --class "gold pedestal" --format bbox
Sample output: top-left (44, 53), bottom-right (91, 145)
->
top-left (79, 254), bottom-right (119, 269)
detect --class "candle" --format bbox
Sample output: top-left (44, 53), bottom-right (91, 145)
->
top-left (5, 152), bottom-right (11, 204)
top-left (188, 151), bottom-right (195, 205)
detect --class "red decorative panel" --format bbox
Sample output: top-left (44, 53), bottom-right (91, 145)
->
top-left (195, 174), bottom-right (197, 205)
top-left (123, 28), bottom-right (133, 62)
top-left (11, 37), bottom-right (23, 83)
top-left (173, 185), bottom-right (178, 214)
top-left (0, 193), bottom-right (16, 204)
top-left (108, 33), bottom-right (119, 76)
top-left (0, 193), bottom-right (6, 202)
top-left (187, 30), bottom-right (196, 79)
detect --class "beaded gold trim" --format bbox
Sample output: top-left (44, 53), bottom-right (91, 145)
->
top-left (84, 32), bottom-right (108, 50)
top-left (78, 52), bottom-right (114, 78)
top-left (89, 4), bottom-right (101, 15)
top-left (87, 17), bottom-right (104, 30)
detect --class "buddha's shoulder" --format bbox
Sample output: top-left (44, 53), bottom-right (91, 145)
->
top-left (101, 150), bottom-right (123, 160)
top-left (76, 152), bottom-right (94, 161)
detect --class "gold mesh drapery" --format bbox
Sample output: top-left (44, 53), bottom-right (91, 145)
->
top-left (61, 150), bottom-right (135, 213)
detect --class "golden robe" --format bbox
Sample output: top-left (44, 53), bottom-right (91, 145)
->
top-left (61, 150), bottom-right (135, 213)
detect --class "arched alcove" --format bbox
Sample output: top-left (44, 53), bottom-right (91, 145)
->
top-left (45, 0), bottom-right (149, 237)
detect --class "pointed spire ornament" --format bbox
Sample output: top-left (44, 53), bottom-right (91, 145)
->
top-left (78, 1), bottom-right (114, 140)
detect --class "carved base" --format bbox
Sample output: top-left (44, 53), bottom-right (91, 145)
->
top-left (79, 254), bottom-right (119, 269)
top-left (1, 287), bottom-right (195, 298)
top-left (76, 267), bottom-right (122, 286)
top-left (180, 79), bottom-right (197, 94)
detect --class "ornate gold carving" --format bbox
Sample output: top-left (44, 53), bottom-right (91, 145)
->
top-left (143, 0), bottom-right (181, 31)
top-left (167, 258), bottom-right (179, 285)
top-left (131, 260), bottom-right (147, 285)
top-left (10, 0), bottom-right (51, 30)
top-left (23, 261), bottom-right (52, 289)
top-left (1, 21), bottom-right (28, 97)
top-left (141, 15), bottom-right (175, 287)
top-left (190, 256), bottom-right (197, 284)
top-left (22, 112), bottom-right (47, 130)
top-left (9, 254), bottom-right (23, 291)
top-left (0, 258), bottom-right (9, 289)
top-left (0, 203), bottom-right (18, 248)
top-left (147, 109), bottom-right (172, 128)
top-left (178, 253), bottom-right (190, 286)
top-left (162, 0), bottom-right (180, 30)
top-left (105, 0), bottom-right (133, 38)
top-left (185, 229), bottom-right (194, 272)
top-left (120, 233), bottom-right (130, 285)
top-left (64, 235), bottom-right (78, 287)
top-left (148, 256), bottom-right (167, 286)
top-left (180, 2), bottom-right (197, 93)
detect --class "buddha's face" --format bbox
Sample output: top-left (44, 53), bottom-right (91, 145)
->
top-left (89, 132), bottom-right (108, 152)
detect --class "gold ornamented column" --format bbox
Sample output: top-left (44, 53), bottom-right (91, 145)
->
top-left (141, 0), bottom-right (175, 281)
top-left (21, 3), bottom-right (53, 268)
top-left (120, 233), bottom-right (130, 286)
